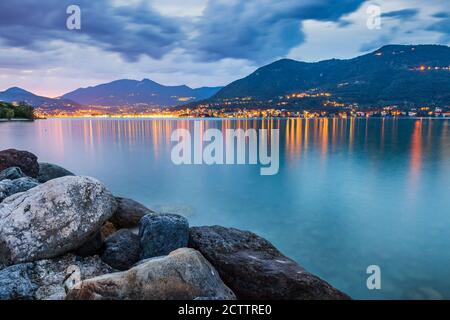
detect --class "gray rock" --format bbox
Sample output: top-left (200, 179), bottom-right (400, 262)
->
top-left (0, 176), bottom-right (117, 265)
top-left (111, 197), bottom-right (155, 228)
top-left (0, 254), bottom-right (115, 300)
top-left (37, 162), bottom-right (74, 183)
top-left (0, 263), bottom-right (36, 300)
top-left (0, 167), bottom-right (25, 181)
top-left (0, 177), bottom-right (39, 202)
top-left (101, 229), bottom-right (140, 270)
top-left (66, 248), bottom-right (236, 300)
top-left (0, 149), bottom-right (39, 178)
top-left (73, 231), bottom-right (103, 257)
top-left (29, 254), bottom-right (115, 300)
top-left (189, 226), bottom-right (350, 300)
top-left (139, 213), bottom-right (189, 259)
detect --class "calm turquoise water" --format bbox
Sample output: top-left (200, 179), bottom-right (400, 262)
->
top-left (1, 118), bottom-right (449, 299)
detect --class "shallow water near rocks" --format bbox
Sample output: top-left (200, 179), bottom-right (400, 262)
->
top-left (1, 118), bottom-right (449, 300)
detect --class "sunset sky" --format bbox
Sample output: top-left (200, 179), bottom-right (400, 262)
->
top-left (0, 0), bottom-right (448, 97)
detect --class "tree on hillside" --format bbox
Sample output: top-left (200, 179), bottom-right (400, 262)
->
top-left (4, 108), bottom-right (14, 120)
top-left (0, 101), bottom-right (34, 120)
top-left (15, 102), bottom-right (35, 119)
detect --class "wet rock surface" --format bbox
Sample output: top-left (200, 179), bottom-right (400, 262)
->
top-left (0, 177), bottom-right (39, 202)
top-left (139, 213), bottom-right (189, 259)
top-left (0, 263), bottom-right (36, 300)
top-left (37, 163), bottom-right (74, 183)
top-left (101, 229), bottom-right (140, 271)
top-left (0, 167), bottom-right (25, 181)
top-left (189, 226), bottom-right (350, 300)
top-left (111, 197), bottom-right (155, 228)
top-left (0, 149), bottom-right (39, 178)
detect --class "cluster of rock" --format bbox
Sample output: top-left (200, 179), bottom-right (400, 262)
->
top-left (0, 149), bottom-right (350, 300)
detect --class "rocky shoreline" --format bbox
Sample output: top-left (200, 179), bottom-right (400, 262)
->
top-left (0, 148), bottom-right (350, 300)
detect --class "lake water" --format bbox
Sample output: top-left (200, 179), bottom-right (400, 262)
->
top-left (0, 118), bottom-right (449, 299)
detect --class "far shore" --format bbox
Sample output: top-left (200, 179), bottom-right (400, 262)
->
top-left (0, 118), bottom-right (34, 122)
top-left (32, 116), bottom-right (450, 121)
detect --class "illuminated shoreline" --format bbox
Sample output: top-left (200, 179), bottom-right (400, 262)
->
top-left (34, 107), bottom-right (450, 120)
top-left (36, 115), bottom-right (450, 120)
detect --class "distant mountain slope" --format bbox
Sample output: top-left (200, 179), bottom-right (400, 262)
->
top-left (61, 79), bottom-right (222, 107)
top-left (0, 87), bottom-right (79, 109)
top-left (208, 45), bottom-right (450, 107)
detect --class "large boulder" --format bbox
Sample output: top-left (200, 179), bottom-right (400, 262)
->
top-left (0, 167), bottom-right (25, 181)
top-left (0, 254), bottom-right (114, 300)
top-left (101, 229), bottom-right (140, 271)
top-left (0, 263), bottom-right (36, 300)
top-left (0, 176), bottom-right (117, 265)
top-left (0, 177), bottom-right (40, 202)
top-left (139, 213), bottom-right (189, 259)
top-left (111, 197), bottom-right (155, 229)
top-left (189, 226), bottom-right (350, 300)
top-left (66, 248), bottom-right (236, 300)
top-left (37, 163), bottom-right (74, 183)
top-left (0, 149), bottom-right (39, 178)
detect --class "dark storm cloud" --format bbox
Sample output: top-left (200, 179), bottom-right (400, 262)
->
top-left (0, 0), bottom-right (366, 64)
top-left (188, 0), bottom-right (365, 63)
top-left (432, 12), bottom-right (449, 19)
top-left (381, 9), bottom-right (419, 19)
top-left (428, 12), bottom-right (450, 42)
top-left (0, 0), bottom-right (184, 61)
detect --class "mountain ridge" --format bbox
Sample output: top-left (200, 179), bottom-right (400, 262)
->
top-left (204, 44), bottom-right (450, 108)
top-left (0, 80), bottom-right (223, 109)
top-left (61, 79), bottom-right (223, 107)
top-left (0, 87), bottom-right (80, 110)
top-left (1, 45), bottom-right (449, 111)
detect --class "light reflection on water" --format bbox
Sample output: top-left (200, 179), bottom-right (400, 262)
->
top-left (1, 118), bottom-right (450, 300)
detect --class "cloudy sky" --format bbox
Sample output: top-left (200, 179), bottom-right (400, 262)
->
top-left (0, 0), bottom-right (448, 97)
